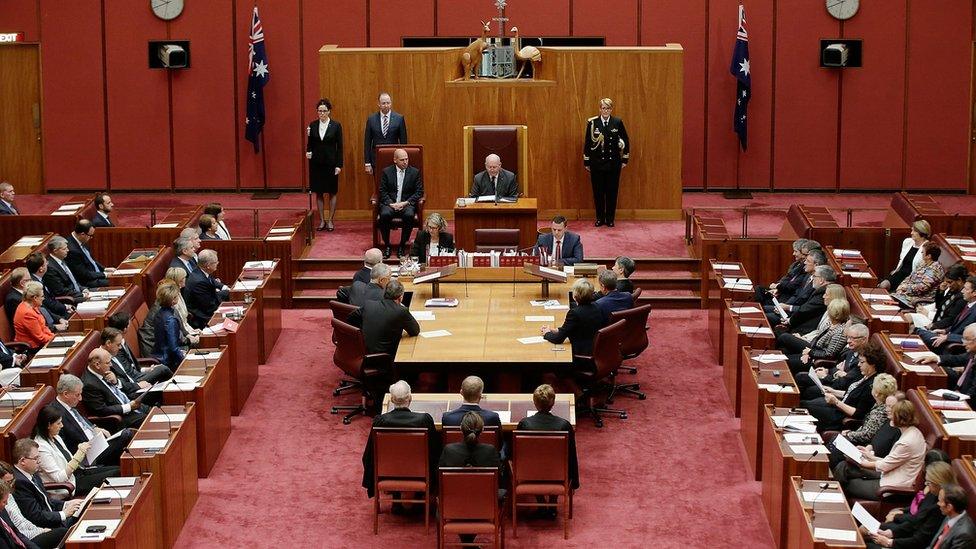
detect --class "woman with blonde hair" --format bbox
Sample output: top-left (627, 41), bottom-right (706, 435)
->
top-left (151, 282), bottom-right (186, 368)
top-left (409, 212), bottom-right (454, 263)
top-left (865, 460), bottom-right (956, 547)
top-left (163, 267), bottom-right (200, 343)
top-left (783, 298), bottom-right (851, 373)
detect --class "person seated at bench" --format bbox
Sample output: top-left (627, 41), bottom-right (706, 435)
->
top-left (891, 242), bottom-right (945, 307)
top-left (801, 340), bottom-right (883, 432)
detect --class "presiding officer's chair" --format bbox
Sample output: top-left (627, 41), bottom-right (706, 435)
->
top-left (370, 144), bottom-right (425, 248)
top-left (462, 125), bottom-right (528, 197)
top-left (330, 318), bottom-right (392, 424)
top-left (474, 229), bottom-right (520, 252)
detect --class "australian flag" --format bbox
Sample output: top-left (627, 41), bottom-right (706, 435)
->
top-left (245, 6), bottom-right (270, 153)
top-left (730, 4), bottom-right (750, 150)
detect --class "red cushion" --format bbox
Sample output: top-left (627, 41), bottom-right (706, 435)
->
top-left (377, 479), bottom-right (427, 492)
top-left (443, 522), bottom-right (497, 534)
top-left (514, 483), bottom-right (566, 496)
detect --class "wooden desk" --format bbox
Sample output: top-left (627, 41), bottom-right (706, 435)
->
top-left (0, 197), bottom-right (94, 251)
top-left (0, 385), bottom-right (54, 464)
top-left (908, 388), bottom-right (970, 457)
top-left (120, 405), bottom-right (198, 549)
top-left (454, 198), bottom-right (538, 251)
top-left (68, 285), bottom-right (145, 333)
top-left (198, 301), bottom-right (259, 415)
top-left (933, 234), bottom-right (976, 273)
top-left (786, 477), bottom-right (866, 548)
top-left (105, 247), bottom-right (174, 307)
top-left (846, 286), bottom-right (910, 336)
top-left (396, 276), bottom-right (573, 392)
top-left (721, 300), bottom-right (775, 417)
top-left (874, 332), bottom-right (947, 391)
top-left (64, 474), bottom-right (158, 549)
top-left (887, 192), bottom-right (970, 237)
top-left (20, 331), bottom-right (99, 387)
top-left (229, 260), bottom-right (282, 364)
top-left (705, 261), bottom-right (754, 363)
top-left (90, 205), bottom-right (202, 267)
top-left (0, 234), bottom-right (53, 269)
top-left (761, 405), bottom-right (831, 548)
top-left (826, 247), bottom-right (877, 288)
top-left (161, 348), bottom-right (232, 477)
top-left (381, 392), bottom-right (575, 429)
top-left (784, 204), bottom-right (905, 276)
top-left (740, 348), bottom-right (799, 481)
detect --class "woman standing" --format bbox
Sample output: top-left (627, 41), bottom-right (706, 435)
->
top-left (306, 98), bottom-right (343, 232)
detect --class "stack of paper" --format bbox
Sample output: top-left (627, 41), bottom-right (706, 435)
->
top-left (803, 491), bottom-right (844, 503)
top-left (900, 361), bottom-right (934, 373)
top-left (268, 227), bottom-right (295, 235)
top-left (729, 306), bottom-right (762, 314)
top-left (860, 293), bottom-right (890, 301)
top-left (741, 325), bottom-right (773, 335)
top-left (77, 301), bottom-right (110, 313)
top-left (244, 260), bottom-right (275, 269)
top-left (186, 351), bottom-right (222, 361)
top-left (757, 384), bottom-right (795, 393)
top-left (945, 418), bottom-right (976, 436)
top-left (109, 268), bottom-right (141, 276)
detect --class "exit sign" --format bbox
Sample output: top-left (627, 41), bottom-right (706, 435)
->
top-left (0, 33), bottom-right (24, 43)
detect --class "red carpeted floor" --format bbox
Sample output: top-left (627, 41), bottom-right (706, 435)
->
top-left (172, 308), bottom-right (776, 549)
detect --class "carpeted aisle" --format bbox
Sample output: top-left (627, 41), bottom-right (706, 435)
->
top-left (173, 308), bottom-right (775, 548)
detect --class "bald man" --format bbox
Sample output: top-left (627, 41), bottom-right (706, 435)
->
top-left (354, 248), bottom-right (383, 284)
top-left (378, 148), bottom-right (424, 259)
top-left (470, 154), bottom-right (518, 200)
top-left (81, 349), bottom-right (147, 428)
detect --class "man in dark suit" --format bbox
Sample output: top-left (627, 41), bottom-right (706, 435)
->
top-left (920, 275), bottom-right (976, 352)
top-left (0, 342), bottom-right (25, 371)
top-left (777, 266), bottom-right (834, 335)
top-left (0, 475), bottom-right (45, 549)
top-left (184, 249), bottom-right (229, 329)
top-left (168, 237), bottom-right (197, 275)
top-left (516, 384), bottom-right (580, 492)
top-left (65, 220), bottom-right (108, 288)
top-left (377, 149), bottom-right (424, 259)
top-left (795, 321), bottom-right (868, 400)
top-left (4, 268), bottom-right (67, 333)
top-left (469, 154), bottom-right (518, 200)
top-left (756, 239), bottom-right (817, 305)
top-left (354, 249), bottom-right (383, 284)
top-left (594, 270), bottom-right (633, 322)
top-left (363, 92), bottom-right (408, 175)
top-left (925, 264), bottom-right (969, 328)
top-left (105, 315), bottom-right (172, 384)
top-left (42, 237), bottom-right (87, 301)
top-left (0, 183), bottom-right (17, 216)
top-left (534, 216), bottom-right (584, 266)
top-left (81, 349), bottom-right (147, 428)
top-left (920, 324), bottom-right (976, 399)
top-left (442, 376), bottom-right (501, 427)
top-left (361, 381), bottom-right (438, 500)
top-left (53, 374), bottom-right (133, 465)
top-left (926, 484), bottom-right (975, 548)
top-left (583, 98), bottom-right (630, 227)
top-left (347, 280), bottom-right (419, 356)
top-left (10, 439), bottom-right (81, 529)
top-left (612, 256), bottom-right (636, 293)
top-left (25, 253), bottom-right (74, 319)
top-left (100, 327), bottom-right (167, 407)
top-left (90, 193), bottom-right (114, 227)
top-left (338, 263), bottom-right (390, 308)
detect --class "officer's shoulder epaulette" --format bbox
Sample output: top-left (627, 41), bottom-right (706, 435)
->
top-left (587, 116), bottom-right (599, 122)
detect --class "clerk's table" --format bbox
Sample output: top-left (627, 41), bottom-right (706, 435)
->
top-left (453, 197), bottom-right (538, 251)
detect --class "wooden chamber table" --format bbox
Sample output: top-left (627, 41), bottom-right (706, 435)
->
top-left (845, 286), bottom-right (910, 336)
top-left (825, 246), bottom-right (877, 288)
top-left (20, 330), bottom-right (99, 388)
top-left (104, 247), bottom-right (174, 307)
top-left (398, 267), bottom-right (574, 391)
top-left (721, 299), bottom-right (775, 417)
top-left (198, 301), bottom-right (259, 415)
top-left (0, 196), bottom-right (94, 251)
top-left (67, 285), bottom-right (144, 333)
top-left (874, 332), bottom-right (947, 391)
top-left (381, 393), bottom-right (576, 429)
top-left (453, 198), bottom-right (538, 251)
top-left (228, 260), bottom-right (282, 365)
top-left (64, 474), bottom-right (158, 549)
top-left (786, 478), bottom-right (865, 548)
top-left (0, 233), bottom-right (53, 269)
top-left (739, 348), bottom-right (799, 482)
top-left (934, 233), bottom-right (976, 273)
top-left (705, 260), bottom-right (754, 361)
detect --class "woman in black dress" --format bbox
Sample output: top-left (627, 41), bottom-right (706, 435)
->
top-left (306, 98), bottom-right (343, 231)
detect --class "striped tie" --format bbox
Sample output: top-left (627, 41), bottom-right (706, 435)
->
top-left (382, 114), bottom-right (389, 137)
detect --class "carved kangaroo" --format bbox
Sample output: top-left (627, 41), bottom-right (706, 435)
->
top-left (461, 20), bottom-right (491, 80)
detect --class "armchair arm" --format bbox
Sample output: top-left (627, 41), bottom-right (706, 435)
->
top-left (88, 415), bottom-right (123, 432)
top-left (370, 193), bottom-right (379, 206)
top-left (55, 296), bottom-right (77, 304)
top-left (136, 358), bottom-right (161, 366)
top-left (3, 341), bottom-right (31, 354)
top-left (43, 481), bottom-right (75, 500)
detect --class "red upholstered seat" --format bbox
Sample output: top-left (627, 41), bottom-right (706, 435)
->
top-left (510, 430), bottom-right (573, 539)
top-left (372, 427), bottom-right (431, 534)
top-left (438, 467), bottom-right (502, 548)
top-left (370, 144), bottom-right (425, 248)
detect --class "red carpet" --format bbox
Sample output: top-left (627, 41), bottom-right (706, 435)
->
top-left (172, 308), bottom-right (776, 548)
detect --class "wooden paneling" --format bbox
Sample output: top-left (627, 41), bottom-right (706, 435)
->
top-left (0, 45), bottom-right (42, 193)
top-left (318, 46), bottom-right (683, 219)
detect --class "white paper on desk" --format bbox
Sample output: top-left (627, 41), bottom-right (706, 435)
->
top-left (783, 422), bottom-right (818, 434)
top-left (789, 444), bottom-right (829, 454)
top-left (931, 389), bottom-right (971, 400)
top-left (814, 528), bottom-right (858, 542)
top-left (530, 300), bottom-right (559, 307)
top-left (14, 237), bottom-right (43, 246)
top-left (712, 263), bottom-right (739, 270)
top-left (109, 268), bottom-right (141, 276)
top-left (420, 330), bottom-right (451, 338)
top-left (518, 336), bottom-right (547, 344)
top-left (832, 248), bottom-right (859, 257)
top-left (943, 410), bottom-right (976, 419)
top-left (945, 418), bottom-right (976, 437)
top-left (758, 384), bottom-right (796, 393)
top-left (960, 246), bottom-right (976, 254)
top-left (741, 326), bottom-right (773, 335)
top-left (185, 351), bottom-right (222, 361)
top-left (268, 227), bottom-right (295, 235)
top-left (0, 391), bottom-right (35, 402)
top-left (0, 419), bottom-right (12, 429)
top-left (525, 315), bottom-right (555, 322)
top-left (772, 415), bottom-right (818, 426)
top-left (89, 288), bottom-right (124, 298)
top-left (413, 271), bottom-right (442, 284)
top-left (910, 313), bottom-right (933, 329)
top-left (877, 315), bottom-right (907, 323)
top-left (67, 519), bottom-right (120, 543)
top-left (232, 280), bottom-right (262, 291)
top-left (900, 361), bottom-right (935, 373)
top-left (172, 375), bottom-right (203, 385)
top-left (730, 306), bottom-right (762, 314)
top-left (200, 326), bottom-right (222, 336)
top-left (544, 304), bottom-right (570, 311)
top-left (963, 256), bottom-right (976, 262)
top-left (411, 311), bottom-right (435, 321)
top-left (947, 237), bottom-right (976, 245)
top-left (265, 235), bottom-right (292, 241)
top-left (162, 380), bottom-right (198, 391)
top-left (889, 336), bottom-right (918, 345)
top-left (860, 293), bottom-right (891, 301)
top-left (129, 439), bottom-right (167, 450)
top-left (844, 271), bottom-right (873, 279)
top-left (28, 356), bottom-right (63, 367)
top-left (495, 411), bottom-right (511, 423)
top-left (803, 491), bottom-right (845, 503)
top-left (76, 301), bottom-right (110, 313)
top-left (105, 477), bottom-right (136, 487)
top-left (152, 222), bottom-right (178, 228)
top-left (754, 353), bottom-right (788, 363)
top-left (475, 194), bottom-right (496, 202)
top-left (870, 303), bottom-right (901, 311)
top-left (784, 433), bottom-right (823, 444)
top-left (95, 488), bottom-right (130, 500)
top-left (563, 266), bottom-right (575, 275)
top-left (538, 266), bottom-right (568, 279)
top-left (86, 432), bottom-right (109, 464)
top-left (244, 260), bottom-right (275, 269)
top-left (833, 434), bottom-right (864, 465)
top-left (34, 346), bottom-right (69, 357)
top-left (723, 277), bottom-right (752, 286)
top-left (51, 211), bottom-right (74, 216)
top-left (150, 412), bottom-right (187, 423)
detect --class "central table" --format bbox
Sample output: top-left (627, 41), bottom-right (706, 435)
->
top-left (453, 198), bottom-right (538, 251)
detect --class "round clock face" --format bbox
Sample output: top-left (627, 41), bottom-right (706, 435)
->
top-left (825, 0), bottom-right (859, 20)
top-left (151, 0), bottom-right (185, 21)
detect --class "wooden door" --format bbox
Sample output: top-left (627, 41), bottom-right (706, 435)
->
top-left (0, 44), bottom-right (43, 193)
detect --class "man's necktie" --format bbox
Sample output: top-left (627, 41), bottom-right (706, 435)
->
top-left (113, 357), bottom-right (135, 383)
top-left (8, 204), bottom-right (17, 215)
top-left (554, 241), bottom-right (562, 261)
top-left (491, 176), bottom-right (497, 195)
top-left (61, 260), bottom-right (81, 293)
top-left (396, 170), bottom-right (404, 202)
top-left (958, 355), bottom-right (975, 390)
top-left (80, 244), bottom-right (99, 272)
top-left (0, 516), bottom-right (24, 548)
top-left (932, 522), bottom-right (951, 549)
top-left (382, 115), bottom-right (389, 137)
top-left (954, 304), bottom-right (972, 326)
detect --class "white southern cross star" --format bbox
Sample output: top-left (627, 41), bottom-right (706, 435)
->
top-left (253, 60), bottom-right (269, 78)
top-left (739, 58), bottom-right (750, 77)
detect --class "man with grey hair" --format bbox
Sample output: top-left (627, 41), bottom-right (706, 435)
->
top-left (361, 380), bottom-right (438, 501)
top-left (774, 264), bottom-right (836, 334)
top-left (795, 320), bottom-right (871, 400)
top-left (347, 279), bottom-right (419, 356)
top-left (184, 249), bottom-right (229, 329)
top-left (53, 374), bottom-right (134, 466)
top-left (354, 248), bottom-right (384, 284)
top-left (169, 236), bottom-right (198, 274)
top-left (42, 236), bottom-right (88, 301)
top-left (594, 269), bottom-right (633, 322)
top-left (469, 153), bottom-right (518, 200)
top-left (0, 181), bottom-right (17, 215)
top-left (757, 238), bottom-right (815, 305)
top-left (340, 262), bottom-right (391, 307)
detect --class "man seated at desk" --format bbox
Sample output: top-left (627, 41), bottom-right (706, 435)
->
top-left (338, 263), bottom-right (391, 308)
top-left (42, 237), bottom-right (89, 302)
top-left (0, 182), bottom-right (18, 215)
top-left (534, 216), bottom-right (584, 266)
top-left (347, 279), bottom-right (419, 356)
top-left (516, 384), bottom-right (580, 509)
top-left (378, 148), bottom-right (424, 259)
top-left (184, 249), bottom-right (230, 329)
top-left (81, 349), bottom-right (147, 429)
top-left (66, 220), bottom-right (109, 288)
top-left (469, 154), bottom-right (518, 201)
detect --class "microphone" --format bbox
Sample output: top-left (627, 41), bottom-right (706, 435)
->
top-left (193, 350), bottom-right (213, 374)
top-left (462, 258), bottom-right (469, 298)
top-left (153, 404), bottom-right (174, 434)
top-left (96, 480), bottom-right (126, 518)
top-left (809, 479), bottom-right (829, 517)
top-left (122, 446), bottom-right (143, 475)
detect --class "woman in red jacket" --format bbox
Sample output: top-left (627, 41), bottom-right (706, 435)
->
top-left (13, 281), bottom-right (54, 350)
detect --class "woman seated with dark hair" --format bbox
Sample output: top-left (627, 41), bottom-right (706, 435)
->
top-left (410, 212), bottom-right (454, 264)
top-left (203, 203), bottom-right (231, 240)
top-left (32, 405), bottom-right (119, 496)
top-left (198, 214), bottom-right (219, 240)
top-left (834, 399), bottom-right (927, 502)
top-left (863, 459), bottom-right (955, 548)
top-left (892, 242), bottom-right (945, 307)
top-left (540, 279), bottom-right (605, 359)
top-left (438, 412), bottom-right (502, 546)
top-left (802, 340), bottom-right (884, 432)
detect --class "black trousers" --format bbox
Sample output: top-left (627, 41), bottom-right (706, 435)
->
top-left (136, 364), bottom-right (173, 384)
top-left (32, 527), bottom-right (68, 549)
top-left (590, 165), bottom-right (622, 223)
top-left (378, 204), bottom-right (416, 247)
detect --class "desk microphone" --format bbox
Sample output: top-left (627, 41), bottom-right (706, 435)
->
top-left (809, 478), bottom-right (829, 517)
top-left (122, 446), bottom-right (142, 476)
top-left (193, 350), bottom-right (213, 374)
top-left (153, 404), bottom-right (175, 434)
top-left (96, 480), bottom-right (126, 518)
top-left (462, 257), bottom-right (469, 298)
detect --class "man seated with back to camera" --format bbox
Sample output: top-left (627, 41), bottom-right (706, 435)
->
top-left (593, 270), bottom-right (633, 323)
top-left (338, 263), bottom-right (391, 308)
top-left (353, 248), bottom-right (383, 284)
top-left (516, 384), bottom-right (580, 519)
top-left (346, 279), bottom-right (419, 357)
top-left (442, 376), bottom-right (504, 458)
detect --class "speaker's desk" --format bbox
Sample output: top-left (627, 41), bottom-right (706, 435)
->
top-left (454, 198), bottom-right (538, 251)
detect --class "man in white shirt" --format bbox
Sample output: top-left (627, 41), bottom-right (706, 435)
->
top-left (0, 460), bottom-right (66, 549)
top-left (91, 193), bottom-right (114, 227)
top-left (53, 374), bottom-right (133, 466)
top-left (0, 182), bottom-right (18, 216)
top-left (377, 149), bottom-right (423, 259)
top-left (364, 92), bottom-right (408, 175)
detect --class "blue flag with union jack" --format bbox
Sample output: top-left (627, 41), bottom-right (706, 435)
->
top-left (730, 4), bottom-right (751, 150)
top-left (245, 6), bottom-right (270, 153)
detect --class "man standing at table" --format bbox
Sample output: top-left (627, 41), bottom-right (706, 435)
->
top-left (469, 154), bottom-right (518, 200)
top-left (584, 98), bottom-right (629, 228)
top-left (378, 149), bottom-right (424, 259)
top-left (364, 92), bottom-right (408, 175)
top-left (534, 216), bottom-right (584, 266)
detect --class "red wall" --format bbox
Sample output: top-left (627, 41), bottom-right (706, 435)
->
top-left (2, 0), bottom-right (971, 192)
